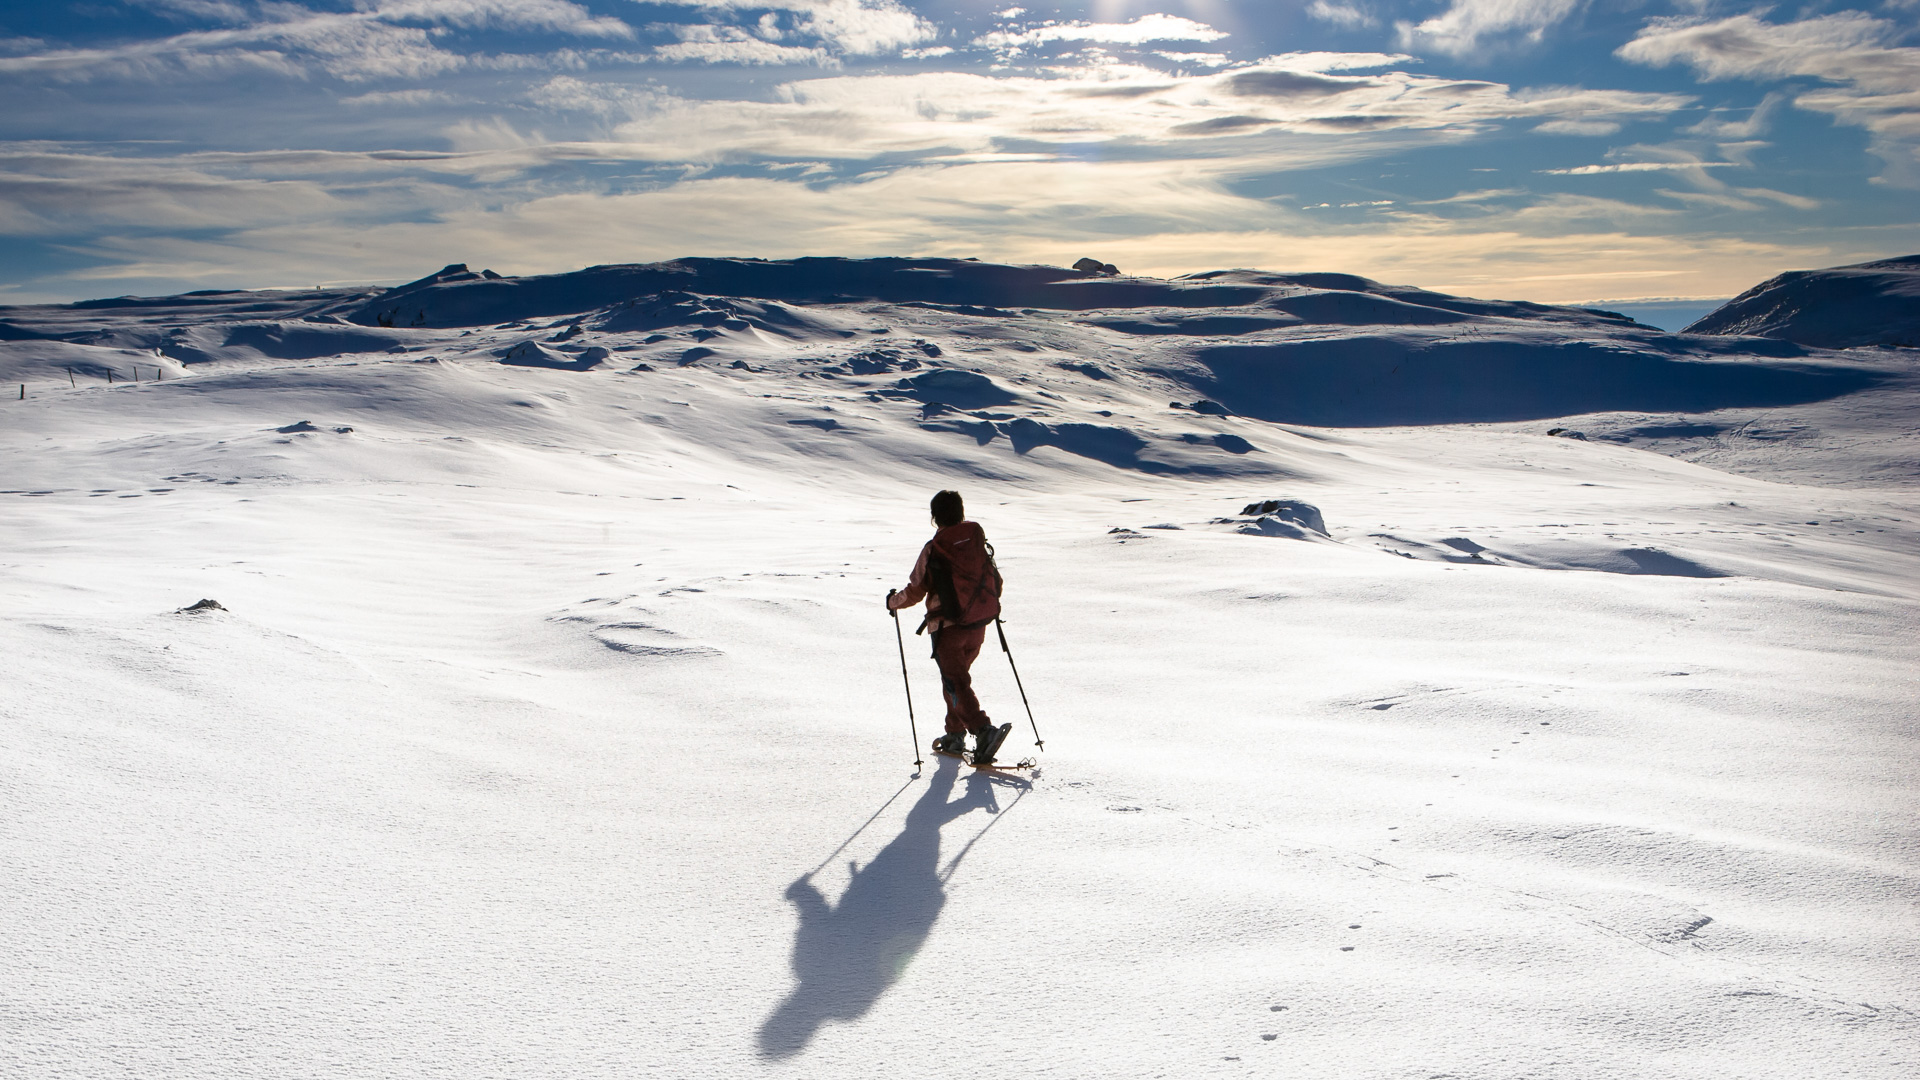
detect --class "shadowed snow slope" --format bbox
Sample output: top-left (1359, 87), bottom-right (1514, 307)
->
top-left (1, 258), bottom-right (1917, 1080)
top-left (1686, 254), bottom-right (1920, 349)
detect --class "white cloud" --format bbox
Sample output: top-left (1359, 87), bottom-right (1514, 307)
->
top-left (1654, 187), bottom-right (1763, 211)
top-left (45, 161), bottom-right (1862, 304)
top-left (1618, 13), bottom-right (1920, 184)
top-left (1533, 119), bottom-right (1619, 135)
top-left (0, 1), bottom-right (635, 83)
top-left (1307, 2), bottom-right (1379, 31)
top-left (1252, 52), bottom-right (1414, 73)
top-left (1654, 184), bottom-right (1818, 212)
top-left (0, 150), bottom-right (360, 235)
top-left (6, 130), bottom-right (1878, 304)
top-left (1396, 0), bottom-right (1583, 59)
top-left (339, 87), bottom-right (457, 106)
top-left (654, 24), bottom-right (836, 66)
top-left (1539, 161), bottom-right (1739, 174)
top-left (528, 74), bottom-right (661, 116)
top-left (1156, 52), bottom-right (1231, 68)
top-left (560, 60), bottom-right (1688, 162)
top-left (1681, 92), bottom-right (1785, 140)
top-left (371, 1), bottom-right (634, 38)
top-left (975, 14), bottom-right (1230, 50)
top-left (443, 116), bottom-right (544, 150)
top-left (1736, 186), bottom-right (1819, 210)
top-left (647, 2), bottom-right (935, 56)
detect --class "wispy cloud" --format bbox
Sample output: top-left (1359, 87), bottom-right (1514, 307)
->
top-left (653, 24), bottom-right (836, 67)
top-left (648, 1), bottom-right (935, 57)
top-left (1654, 185), bottom-right (1821, 212)
top-left (1306, 2), bottom-right (1379, 31)
top-left (1533, 119), bottom-right (1618, 136)
top-left (974, 13), bottom-right (1229, 50)
top-left (1619, 13), bottom-right (1920, 185)
top-left (0, 0), bottom-right (634, 83)
top-left (1540, 161), bottom-right (1739, 174)
top-left (339, 87), bottom-right (458, 107)
top-left (565, 59), bottom-right (1689, 161)
top-left (1396, 0), bottom-right (1582, 59)
top-left (375, 1), bottom-right (634, 38)
top-left (44, 162), bottom-right (1851, 304)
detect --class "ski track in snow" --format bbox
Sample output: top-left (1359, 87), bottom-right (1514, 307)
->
top-left (1, 259), bottom-right (1916, 1079)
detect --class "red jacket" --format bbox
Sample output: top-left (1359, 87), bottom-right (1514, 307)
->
top-left (887, 521), bottom-right (1002, 632)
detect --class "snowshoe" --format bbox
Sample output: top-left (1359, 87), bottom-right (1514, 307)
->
top-left (972, 722), bottom-right (1012, 766)
top-left (931, 732), bottom-right (966, 757)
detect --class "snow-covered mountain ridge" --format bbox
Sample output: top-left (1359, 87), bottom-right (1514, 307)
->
top-left (3, 256), bottom-right (1911, 484)
top-left (1686, 254), bottom-right (1920, 349)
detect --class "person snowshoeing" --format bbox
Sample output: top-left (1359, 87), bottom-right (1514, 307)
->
top-left (886, 489), bottom-right (1011, 765)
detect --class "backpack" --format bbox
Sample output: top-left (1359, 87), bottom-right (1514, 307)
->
top-left (925, 522), bottom-right (1003, 629)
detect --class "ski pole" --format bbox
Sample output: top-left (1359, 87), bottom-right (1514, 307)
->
top-left (889, 595), bottom-right (924, 768)
top-left (994, 616), bottom-right (1044, 751)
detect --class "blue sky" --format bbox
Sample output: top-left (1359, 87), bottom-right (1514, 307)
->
top-left (2, 0), bottom-right (1916, 305)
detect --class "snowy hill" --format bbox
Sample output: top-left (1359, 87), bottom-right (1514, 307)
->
top-left (1685, 254), bottom-right (1920, 349)
top-left (2, 258), bottom-right (1916, 1079)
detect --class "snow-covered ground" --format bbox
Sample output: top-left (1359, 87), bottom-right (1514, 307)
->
top-left (2, 260), bottom-right (1915, 1079)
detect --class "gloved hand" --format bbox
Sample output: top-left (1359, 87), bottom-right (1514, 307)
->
top-left (885, 588), bottom-right (896, 611)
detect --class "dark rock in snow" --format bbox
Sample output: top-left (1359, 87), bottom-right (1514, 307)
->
top-left (1240, 499), bottom-right (1327, 535)
top-left (1073, 257), bottom-right (1120, 276)
top-left (847, 349), bottom-right (922, 375)
top-left (178, 598), bottom-right (225, 613)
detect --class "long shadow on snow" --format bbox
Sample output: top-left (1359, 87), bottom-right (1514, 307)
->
top-left (1187, 338), bottom-right (1882, 425)
top-left (758, 757), bottom-right (1027, 1058)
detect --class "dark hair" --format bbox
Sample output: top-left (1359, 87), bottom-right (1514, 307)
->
top-left (930, 489), bottom-right (964, 527)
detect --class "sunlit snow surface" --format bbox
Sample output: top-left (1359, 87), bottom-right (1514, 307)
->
top-left (2, 259), bottom-right (1916, 1079)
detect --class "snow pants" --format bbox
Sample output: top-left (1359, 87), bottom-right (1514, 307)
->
top-left (931, 622), bottom-right (992, 737)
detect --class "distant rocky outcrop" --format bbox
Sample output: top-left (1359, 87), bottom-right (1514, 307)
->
top-left (1685, 255), bottom-right (1920, 349)
top-left (334, 257), bottom-right (1264, 329)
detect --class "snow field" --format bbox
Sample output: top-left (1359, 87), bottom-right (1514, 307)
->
top-left (2, 266), bottom-right (1917, 1078)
